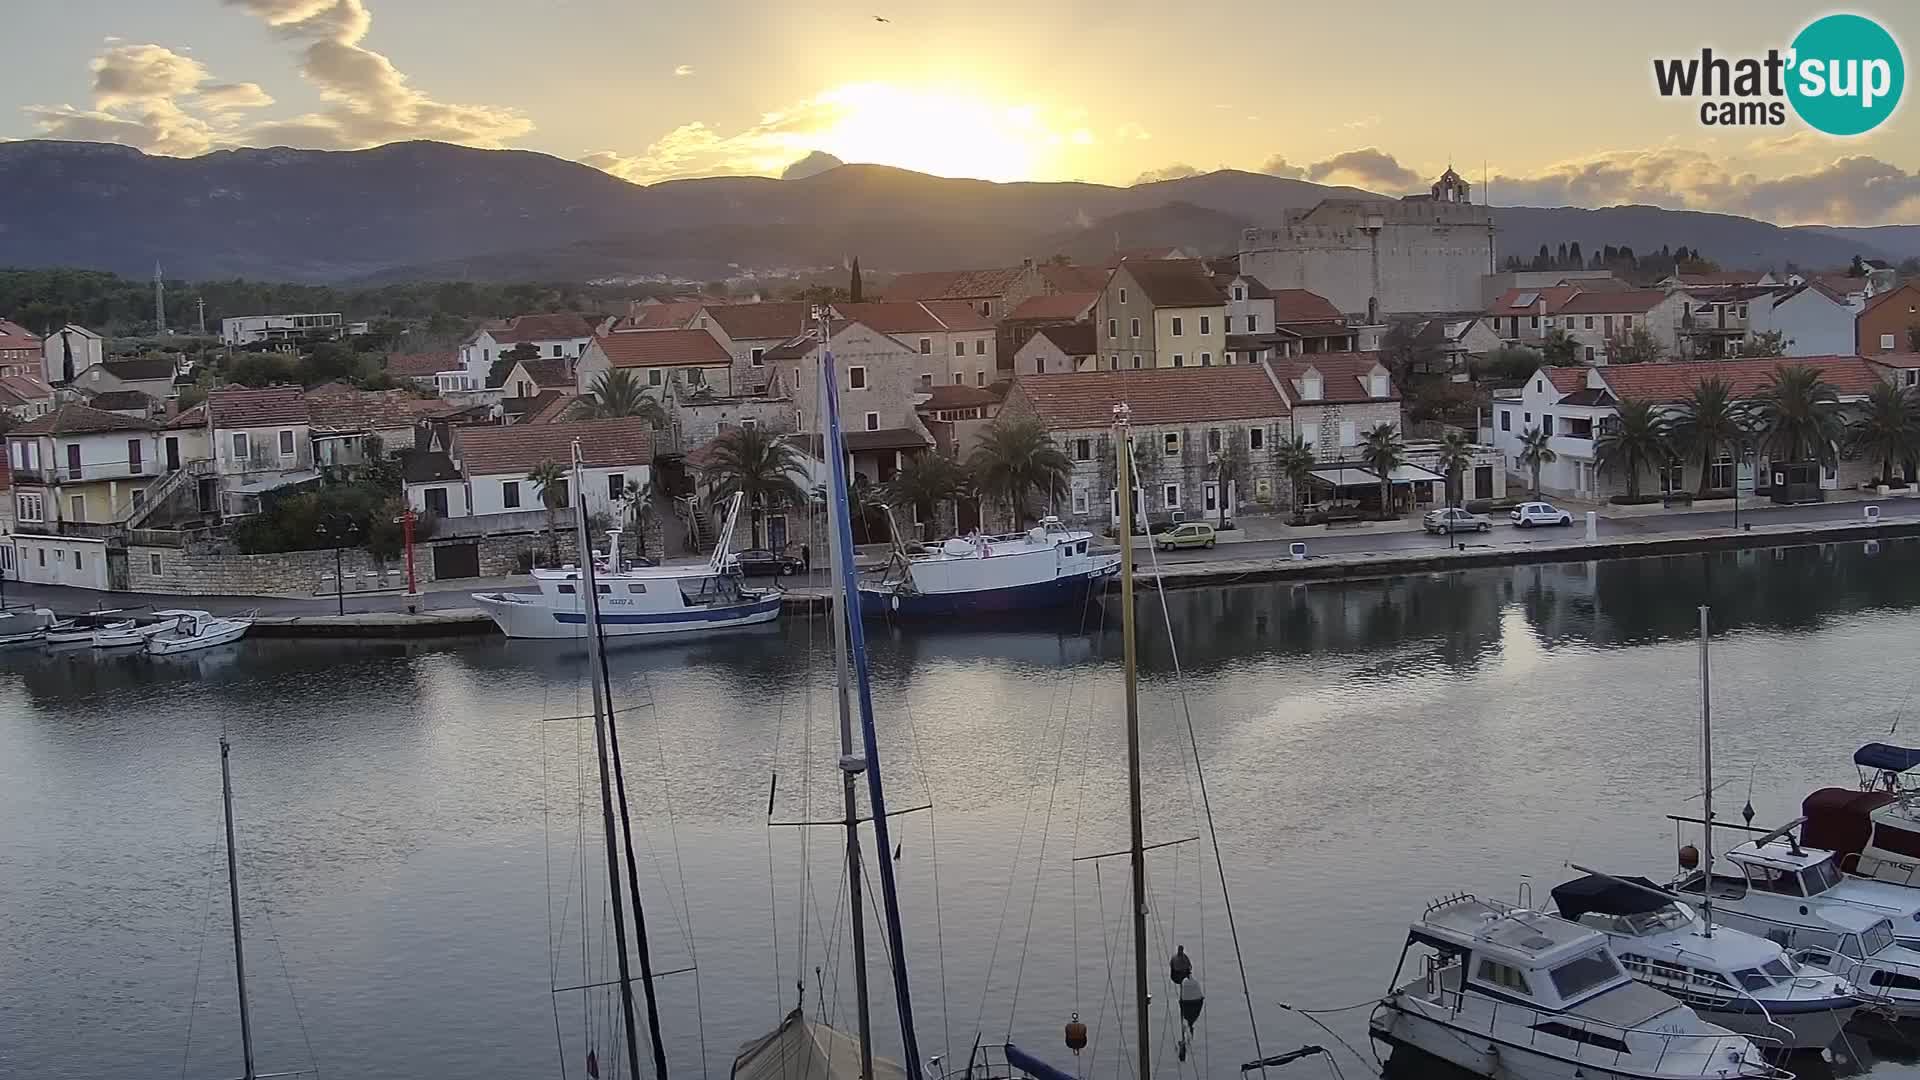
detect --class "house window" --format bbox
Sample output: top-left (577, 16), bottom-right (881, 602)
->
top-left (1119, 288), bottom-right (1128, 304)
top-left (1584, 316), bottom-right (1595, 330)
top-left (279, 429), bottom-right (295, 457)
top-left (74, 552), bottom-right (82, 572)
top-left (1232, 286), bottom-right (1244, 301)
top-left (1035, 357), bottom-right (1044, 375)
top-left (1249, 427), bottom-right (1264, 450)
top-left (954, 340), bottom-right (964, 357)
top-left (608, 475), bottom-right (625, 501)
top-left (232, 432), bottom-right (249, 461)
top-left (1624, 315), bottom-right (1634, 329)
top-left (1074, 438), bottom-right (1092, 461)
top-left (1338, 421), bottom-right (1356, 446)
top-left (503, 480), bottom-right (521, 509)
top-left (919, 337), bottom-right (932, 354)
top-left (1200, 353), bottom-right (1212, 366)
top-left (15, 493), bottom-right (43, 522)
top-left (1130, 318), bottom-right (1141, 337)
top-left (865, 412), bottom-right (880, 431)
top-left (1207, 428), bottom-right (1222, 452)
top-left (70, 495), bottom-right (85, 522)
top-left (741, 418), bottom-right (757, 430)
top-left (1163, 483), bottom-right (1180, 509)
top-left (1247, 315), bottom-right (1258, 332)
top-left (1710, 454), bottom-right (1734, 490)
top-left (36, 548), bottom-right (44, 567)
top-left (1072, 488), bottom-right (1089, 515)
top-left (128, 439), bottom-right (143, 473)
top-left (751, 348), bottom-right (765, 367)
top-left (954, 373), bottom-right (965, 384)
top-left (1530, 315), bottom-right (1540, 330)
top-left (1907, 370), bottom-right (1918, 387)
top-left (648, 369), bottom-right (663, 386)
top-left (150, 552), bottom-right (162, 575)
top-left (1199, 315), bottom-right (1211, 335)
top-left (1164, 432), bottom-right (1180, 457)
top-left (977, 371), bottom-right (986, 385)
top-left (1585, 347), bottom-right (1596, 363)
top-left (849, 366), bottom-right (867, 390)
top-left (1109, 318), bottom-right (1118, 338)
top-left (1883, 334), bottom-right (1897, 350)
top-left (1500, 410), bottom-right (1512, 432)
top-left (1739, 304), bottom-right (1749, 319)
top-left (1132, 355), bottom-right (1142, 369)
top-left (976, 339), bottom-right (986, 355)
top-left (1659, 462), bottom-right (1686, 494)
top-left (1173, 354), bottom-right (1185, 367)
top-left (921, 373), bottom-right (933, 389)
top-left (1172, 317), bottom-right (1184, 337)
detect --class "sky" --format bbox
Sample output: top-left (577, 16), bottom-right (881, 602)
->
top-left (3, 0), bottom-right (1918, 226)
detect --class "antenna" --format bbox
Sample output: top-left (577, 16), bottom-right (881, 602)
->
top-left (154, 263), bottom-right (166, 334)
top-left (197, 297), bottom-right (208, 336)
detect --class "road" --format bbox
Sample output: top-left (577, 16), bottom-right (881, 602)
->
top-left (1, 497), bottom-right (1912, 619)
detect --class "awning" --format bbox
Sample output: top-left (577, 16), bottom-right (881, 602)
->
top-left (1856, 742), bottom-right (1920, 773)
top-left (1309, 464), bottom-right (1446, 488)
top-left (1549, 874), bottom-right (1673, 921)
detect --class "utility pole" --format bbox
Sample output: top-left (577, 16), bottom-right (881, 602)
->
top-left (154, 263), bottom-right (166, 335)
top-left (197, 296), bottom-right (208, 337)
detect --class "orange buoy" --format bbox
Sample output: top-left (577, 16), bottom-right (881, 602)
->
top-left (1678, 844), bottom-right (1700, 870)
top-left (1065, 1013), bottom-right (1088, 1054)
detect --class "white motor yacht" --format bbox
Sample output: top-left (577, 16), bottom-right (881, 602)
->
top-left (93, 611), bottom-right (185, 649)
top-left (1801, 742), bottom-right (1920, 890)
top-left (858, 517), bottom-right (1119, 618)
top-left (1371, 893), bottom-right (1783, 1080)
top-left (1671, 832), bottom-right (1920, 949)
top-left (146, 610), bottom-right (253, 655)
top-left (1550, 874), bottom-right (1858, 1048)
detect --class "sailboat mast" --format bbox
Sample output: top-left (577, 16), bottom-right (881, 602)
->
top-left (573, 449), bottom-right (650, 1080)
top-left (815, 308), bottom-right (925, 1080)
top-left (818, 312), bottom-right (877, 1080)
top-left (218, 737), bottom-right (257, 1080)
top-left (1698, 604), bottom-right (1714, 937)
top-left (1112, 404), bottom-right (1151, 1080)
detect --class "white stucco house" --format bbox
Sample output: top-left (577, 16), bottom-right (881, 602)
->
top-left (446, 313), bottom-right (597, 392)
top-left (40, 324), bottom-right (105, 385)
top-left (1752, 280), bottom-right (1863, 357)
top-left (406, 417), bottom-right (655, 521)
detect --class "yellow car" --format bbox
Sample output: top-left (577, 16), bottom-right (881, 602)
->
top-left (1157, 522), bottom-right (1217, 550)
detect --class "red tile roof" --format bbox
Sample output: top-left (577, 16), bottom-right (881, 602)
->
top-left (1556, 289), bottom-right (1670, 315)
top-left (0, 374), bottom-right (54, 404)
top-left (11, 402), bottom-right (160, 435)
top-left (506, 356), bottom-right (573, 389)
top-left (919, 300), bottom-right (998, 332)
top-left (593, 329), bottom-right (731, 369)
top-left (386, 350), bottom-right (455, 377)
top-left (205, 385), bottom-right (309, 427)
top-left (884, 266), bottom-right (1028, 301)
top-left (1041, 265), bottom-right (1111, 293)
top-left (1676, 271), bottom-right (1770, 285)
top-left (921, 384), bottom-right (1000, 411)
top-left (453, 417), bottom-right (654, 476)
top-left (1861, 282), bottom-right (1920, 318)
top-left (1597, 356), bottom-right (1881, 403)
top-left (1489, 286), bottom-right (1581, 316)
top-left (1118, 259), bottom-right (1223, 308)
top-left (1032, 323), bottom-right (1097, 357)
top-left (843, 427), bottom-right (933, 452)
top-left (701, 301), bottom-right (813, 342)
top-left (1271, 352), bottom-right (1399, 404)
top-left (306, 384), bottom-right (431, 433)
top-left (1544, 367), bottom-right (1589, 394)
top-left (1269, 289), bottom-right (1343, 324)
top-left (1871, 353), bottom-right (1920, 370)
top-left (1015, 365), bottom-right (1288, 429)
top-left (481, 312), bottom-right (595, 344)
top-left (1007, 292), bottom-right (1098, 322)
top-left (615, 301), bottom-right (705, 331)
top-left (832, 302), bottom-right (949, 335)
top-left (0, 319), bottom-right (41, 352)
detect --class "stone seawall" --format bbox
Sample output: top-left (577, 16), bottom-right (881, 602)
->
top-left (128, 529), bottom-right (589, 596)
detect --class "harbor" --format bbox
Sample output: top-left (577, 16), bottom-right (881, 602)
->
top-left (12, 540), bottom-right (1920, 1078)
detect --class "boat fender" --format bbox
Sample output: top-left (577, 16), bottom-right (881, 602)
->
top-left (1170, 944), bottom-right (1192, 984)
top-left (1064, 1013), bottom-right (1087, 1053)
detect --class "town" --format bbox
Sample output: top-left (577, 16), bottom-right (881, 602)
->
top-left (1, 168), bottom-right (1916, 606)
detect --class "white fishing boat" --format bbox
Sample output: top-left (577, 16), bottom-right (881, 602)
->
top-left (146, 610), bottom-right (253, 655)
top-left (1550, 874), bottom-right (1858, 1048)
top-left (92, 611), bottom-right (185, 649)
top-left (1370, 893), bottom-right (1784, 1080)
top-left (0, 608), bottom-right (54, 647)
top-left (858, 517), bottom-right (1118, 618)
top-left (473, 493), bottom-right (781, 639)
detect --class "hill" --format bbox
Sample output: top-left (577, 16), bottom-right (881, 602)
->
top-left (0, 140), bottom-right (1903, 284)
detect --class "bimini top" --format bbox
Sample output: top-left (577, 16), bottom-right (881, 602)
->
top-left (1856, 742), bottom-right (1920, 773)
top-left (1550, 875), bottom-right (1672, 922)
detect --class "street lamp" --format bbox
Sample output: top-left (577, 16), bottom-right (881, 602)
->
top-left (315, 513), bottom-right (359, 617)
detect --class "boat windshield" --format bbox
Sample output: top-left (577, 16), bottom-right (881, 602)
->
top-left (1547, 947), bottom-right (1624, 1000)
top-left (1862, 919), bottom-right (1897, 956)
top-left (1763, 957), bottom-right (1796, 979)
top-left (1801, 858), bottom-right (1843, 895)
top-left (1618, 906), bottom-right (1693, 934)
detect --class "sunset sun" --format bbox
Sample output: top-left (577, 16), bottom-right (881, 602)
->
top-left (797, 82), bottom-right (1068, 183)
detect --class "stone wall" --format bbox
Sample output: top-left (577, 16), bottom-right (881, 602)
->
top-left (129, 544), bottom-right (398, 595)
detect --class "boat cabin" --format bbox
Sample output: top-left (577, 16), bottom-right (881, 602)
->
top-left (1408, 895), bottom-right (1636, 1013)
top-left (1803, 743), bottom-right (1920, 888)
top-left (1677, 838), bottom-right (1846, 901)
top-left (1552, 875), bottom-right (1819, 1001)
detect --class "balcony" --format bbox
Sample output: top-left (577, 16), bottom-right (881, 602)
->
top-left (10, 460), bottom-right (158, 485)
top-left (218, 447), bottom-right (314, 475)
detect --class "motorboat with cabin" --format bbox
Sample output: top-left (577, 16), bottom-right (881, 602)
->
top-left (1800, 742), bottom-right (1920, 890)
top-left (1669, 826), bottom-right (1920, 950)
top-left (0, 608), bottom-right (56, 647)
top-left (1371, 892), bottom-right (1784, 1080)
top-left (146, 610), bottom-right (253, 655)
top-left (858, 516), bottom-right (1119, 618)
top-left (1550, 874), bottom-right (1858, 1048)
top-left (92, 611), bottom-right (187, 649)
top-left (473, 494), bottom-right (782, 639)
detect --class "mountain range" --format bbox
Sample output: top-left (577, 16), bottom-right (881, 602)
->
top-left (0, 139), bottom-right (1910, 285)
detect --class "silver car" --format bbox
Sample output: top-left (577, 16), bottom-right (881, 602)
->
top-left (1510, 501), bottom-right (1574, 528)
top-left (1423, 507), bottom-right (1492, 534)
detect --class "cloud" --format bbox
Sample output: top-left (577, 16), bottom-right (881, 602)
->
top-left (1305, 146), bottom-right (1423, 191)
top-left (1488, 147), bottom-right (1920, 225)
top-left (674, 64), bottom-right (693, 77)
top-left (1258, 154), bottom-right (1307, 180)
top-left (90, 44), bottom-right (210, 108)
top-left (1133, 163), bottom-right (1198, 185)
top-left (198, 82), bottom-right (275, 112)
top-left (1341, 114), bottom-right (1381, 130)
top-left (1115, 122), bottom-right (1151, 142)
top-left (781, 150), bottom-right (843, 180)
top-left (22, 101), bottom-right (217, 157)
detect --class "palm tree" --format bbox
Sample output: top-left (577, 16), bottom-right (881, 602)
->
top-left (585, 368), bottom-right (668, 427)
top-left (1517, 427), bottom-right (1555, 499)
top-left (966, 416), bottom-right (1073, 528)
top-left (610, 475), bottom-right (655, 563)
top-left (1849, 381), bottom-right (1920, 486)
top-left (1274, 433), bottom-right (1317, 515)
top-left (1672, 376), bottom-right (1747, 496)
top-left (526, 460), bottom-right (569, 561)
top-left (1593, 399), bottom-right (1672, 500)
top-left (1434, 430), bottom-right (1474, 508)
top-left (703, 427), bottom-right (808, 549)
top-left (883, 451), bottom-right (966, 538)
top-left (1212, 439), bottom-right (1249, 529)
top-left (1359, 422), bottom-right (1405, 517)
top-left (1753, 363), bottom-right (1844, 466)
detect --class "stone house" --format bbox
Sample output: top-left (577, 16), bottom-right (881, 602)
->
top-left (998, 291), bottom-right (1097, 364)
top-left (916, 383), bottom-right (1003, 459)
top-left (575, 328), bottom-right (737, 400)
top-left (1000, 364), bottom-right (1294, 527)
top-left (1489, 356), bottom-right (1886, 501)
top-left (1267, 353), bottom-right (1402, 463)
top-left (498, 355), bottom-right (574, 399)
top-left (166, 386), bottom-right (318, 517)
top-left (665, 372), bottom-right (795, 445)
top-left (881, 262), bottom-right (1050, 321)
top-left (1859, 283), bottom-right (1920, 357)
top-left (1555, 289), bottom-right (1689, 364)
top-left (1224, 288), bottom-right (1357, 363)
top-left (1093, 259), bottom-right (1227, 371)
top-left (829, 301), bottom-right (999, 387)
top-left (764, 320), bottom-right (934, 484)
top-left (1013, 323), bottom-right (1097, 375)
top-left (692, 301), bottom-right (813, 393)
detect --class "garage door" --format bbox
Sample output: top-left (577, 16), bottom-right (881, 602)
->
top-left (432, 541), bottom-right (481, 580)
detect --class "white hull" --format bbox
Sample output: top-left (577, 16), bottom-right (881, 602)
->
top-left (93, 621), bottom-right (173, 649)
top-left (147, 620), bottom-right (251, 655)
top-left (474, 591), bottom-right (781, 639)
top-left (1372, 1005), bottom-right (1749, 1080)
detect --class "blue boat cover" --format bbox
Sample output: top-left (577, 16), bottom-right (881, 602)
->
top-left (1855, 742), bottom-right (1920, 773)
top-left (1003, 1044), bottom-right (1077, 1080)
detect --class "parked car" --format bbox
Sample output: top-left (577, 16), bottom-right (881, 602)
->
top-left (1156, 522), bottom-right (1216, 551)
top-left (1510, 501), bottom-right (1574, 528)
top-left (1422, 507), bottom-right (1492, 534)
top-left (726, 549), bottom-right (804, 576)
